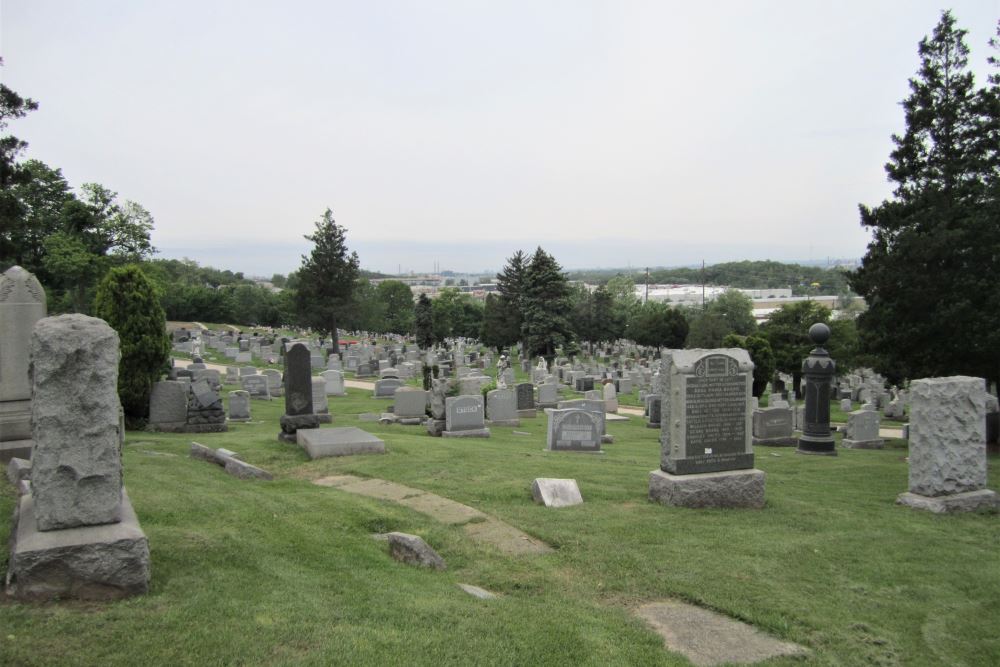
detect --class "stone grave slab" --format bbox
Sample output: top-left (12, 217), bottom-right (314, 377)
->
top-left (297, 427), bottom-right (386, 460)
top-left (531, 478), bottom-right (583, 507)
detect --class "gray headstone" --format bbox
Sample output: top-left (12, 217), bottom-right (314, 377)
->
top-left (228, 390), bottom-right (251, 421)
top-left (0, 266), bottom-right (47, 461)
top-left (538, 383), bottom-right (559, 406)
top-left (531, 478), bottom-right (584, 507)
top-left (752, 407), bottom-right (794, 442)
top-left (515, 383), bottom-right (535, 410)
top-left (393, 388), bottom-right (427, 419)
top-left (149, 381), bottom-right (188, 426)
top-left (311, 377), bottom-right (329, 416)
top-left (445, 395), bottom-right (486, 432)
top-left (297, 427), bottom-right (386, 459)
top-left (486, 389), bottom-right (518, 425)
top-left (284, 343), bottom-right (313, 416)
top-left (30, 315), bottom-right (123, 531)
top-left (842, 409), bottom-right (883, 448)
top-left (546, 409), bottom-right (602, 452)
top-left (241, 375), bottom-right (271, 400)
top-left (374, 378), bottom-right (404, 398)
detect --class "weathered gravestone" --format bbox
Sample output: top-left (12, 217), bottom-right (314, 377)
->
top-left (531, 478), bottom-right (584, 507)
top-left (148, 381), bottom-right (189, 431)
top-left (297, 427), bottom-right (386, 459)
top-left (646, 394), bottom-right (662, 429)
top-left (537, 383), bottom-right (559, 408)
top-left (356, 361), bottom-right (374, 378)
top-left (546, 409), bottom-right (602, 452)
top-left (392, 388), bottom-right (427, 424)
top-left (751, 407), bottom-right (796, 446)
top-left (649, 349), bottom-right (765, 509)
top-left (0, 266), bottom-right (46, 463)
top-left (896, 376), bottom-right (999, 513)
top-left (515, 383), bottom-right (536, 418)
top-left (278, 343), bottom-right (319, 443)
top-left (444, 395), bottom-right (490, 438)
top-left (557, 398), bottom-right (611, 443)
top-left (239, 366), bottom-right (257, 376)
top-left (840, 398), bottom-right (853, 412)
top-left (6, 314), bottom-right (151, 600)
top-left (261, 369), bottom-right (283, 397)
top-left (312, 377), bottom-right (331, 424)
top-left (486, 388), bottom-right (520, 427)
top-left (186, 379), bottom-right (228, 432)
top-left (603, 382), bottom-right (618, 413)
top-left (241, 374), bottom-right (271, 400)
top-left (426, 378), bottom-right (451, 436)
top-left (321, 369), bottom-right (346, 396)
top-left (574, 377), bottom-right (595, 392)
top-left (225, 366), bottom-right (239, 383)
top-left (228, 390), bottom-right (251, 422)
top-left (841, 409), bottom-right (883, 449)
top-left (373, 378), bottom-right (404, 399)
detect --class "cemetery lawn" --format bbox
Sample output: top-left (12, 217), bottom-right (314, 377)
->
top-left (1, 388), bottom-right (998, 666)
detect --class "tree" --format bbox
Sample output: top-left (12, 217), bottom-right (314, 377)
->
top-left (685, 310), bottom-right (730, 348)
top-left (92, 264), bottom-right (171, 427)
top-left (295, 208), bottom-right (360, 353)
top-left (707, 289), bottom-right (757, 336)
top-left (375, 280), bottom-right (415, 334)
top-left (495, 250), bottom-right (528, 352)
top-left (761, 301), bottom-right (831, 396)
top-left (722, 333), bottom-right (774, 398)
top-left (522, 247), bottom-right (573, 361)
top-left (480, 293), bottom-right (509, 352)
top-left (4, 159), bottom-right (72, 276)
top-left (848, 11), bottom-right (1000, 385)
top-left (606, 273), bottom-right (640, 329)
top-left (414, 293), bottom-right (434, 349)
top-left (627, 301), bottom-right (688, 351)
top-left (0, 62), bottom-right (39, 268)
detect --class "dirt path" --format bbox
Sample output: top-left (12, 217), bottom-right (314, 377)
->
top-left (313, 474), bottom-right (551, 556)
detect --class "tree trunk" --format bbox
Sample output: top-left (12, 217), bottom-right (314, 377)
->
top-left (329, 320), bottom-right (340, 355)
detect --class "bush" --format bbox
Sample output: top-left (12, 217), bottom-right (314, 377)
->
top-left (93, 264), bottom-right (171, 426)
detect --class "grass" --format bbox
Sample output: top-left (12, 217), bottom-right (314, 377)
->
top-left (4, 383), bottom-right (996, 666)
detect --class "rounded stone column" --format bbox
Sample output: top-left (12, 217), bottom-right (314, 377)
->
top-left (797, 323), bottom-right (837, 456)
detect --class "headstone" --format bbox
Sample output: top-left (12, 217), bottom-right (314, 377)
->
top-left (646, 395), bottom-right (662, 429)
top-left (148, 381), bottom-right (189, 431)
top-left (278, 342), bottom-right (318, 443)
top-left (225, 366), bottom-right (239, 383)
top-left (356, 361), bottom-right (374, 378)
top-left (373, 378), bottom-right (404, 399)
top-left (537, 383), bottom-right (559, 408)
top-left (241, 374), bottom-right (271, 400)
top-left (545, 409), bottom-right (602, 452)
top-left (228, 390), bottom-right (251, 421)
top-left (574, 377), bottom-right (594, 392)
top-left (444, 395), bottom-right (490, 437)
top-left (393, 388), bottom-right (427, 422)
top-left (386, 532), bottom-right (446, 570)
top-left (841, 409), bottom-right (883, 449)
top-left (531, 478), bottom-right (584, 507)
top-left (486, 389), bottom-right (520, 427)
top-left (321, 369), bottom-right (346, 396)
top-left (840, 398), bottom-right (853, 412)
top-left (185, 379), bottom-right (228, 432)
top-left (312, 377), bottom-right (331, 423)
top-left (297, 427), bottom-right (386, 459)
top-left (751, 407), bottom-right (796, 446)
top-left (515, 382), bottom-right (536, 418)
top-left (239, 366), bottom-right (258, 376)
top-left (261, 369), bottom-right (283, 397)
top-left (649, 349), bottom-right (765, 509)
top-left (603, 382), bottom-right (618, 413)
top-left (7, 314), bottom-right (151, 600)
top-left (897, 376), bottom-right (999, 512)
top-left (0, 266), bottom-right (46, 463)
top-left (797, 324), bottom-right (836, 456)
top-left (884, 399), bottom-right (905, 420)
top-left (235, 351), bottom-right (252, 363)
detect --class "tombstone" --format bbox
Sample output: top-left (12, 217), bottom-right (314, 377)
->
top-left (574, 377), bottom-right (594, 392)
top-left (297, 427), bottom-right (386, 460)
top-left (235, 351), bottom-right (252, 363)
top-left (148, 381), bottom-right (189, 431)
top-left (356, 361), bottom-right (374, 378)
top-left (327, 357), bottom-right (342, 371)
top-left (241, 375), bottom-right (271, 400)
top-left (443, 395), bottom-right (490, 438)
top-left (841, 409), bottom-right (883, 449)
top-left (537, 383), bottom-right (559, 409)
top-left (373, 378), bottom-right (404, 399)
top-left (751, 407), bottom-right (796, 446)
top-left (224, 347), bottom-right (239, 359)
top-left (278, 342), bottom-right (319, 443)
top-left (7, 314), bottom-right (150, 600)
top-left (896, 376), bottom-right (999, 512)
top-left (228, 390), bottom-right (251, 422)
top-left (649, 348), bottom-right (765, 509)
top-left (391, 387), bottom-right (427, 424)
top-left (426, 378), bottom-right (451, 436)
top-left (486, 389), bottom-right (520, 427)
top-left (261, 369), bottom-right (283, 397)
top-left (515, 383), bottom-right (536, 418)
top-left (501, 368), bottom-right (515, 387)
top-left (546, 409), bottom-right (602, 452)
top-left (186, 379), bottom-right (228, 433)
top-left (225, 366), bottom-right (239, 384)
top-left (883, 399), bottom-right (905, 420)
top-left (191, 368), bottom-right (221, 388)
top-left (603, 382), bottom-right (619, 413)
top-left (238, 339), bottom-right (250, 352)
top-left (312, 377), bottom-right (332, 424)
top-left (0, 266), bottom-right (46, 463)
top-left (616, 377), bottom-right (633, 395)
top-left (531, 478), bottom-right (584, 507)
top-left (239, 366), bottom-right (258, 376)
top-left (321, 369), bottom-right (346, 396)
top-left (840, 398), bottom-right (853, 412)
top-left (646, 395), bottom-right (662, 429)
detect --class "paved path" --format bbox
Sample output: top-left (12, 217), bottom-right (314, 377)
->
top-left (313, 474), bottom-right (552, 556)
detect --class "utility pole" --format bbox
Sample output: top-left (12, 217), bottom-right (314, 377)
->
top-left (701, 260), bottom-right (706, 309)
top-left (644, 267), bottom-right (649, 304)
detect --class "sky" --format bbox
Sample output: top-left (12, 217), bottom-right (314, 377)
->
top-left (3, 1), bottom-right (999, 277)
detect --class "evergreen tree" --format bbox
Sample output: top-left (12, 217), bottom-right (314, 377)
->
top-left (849, 11), bottom-right (1000, 385)
top-left (761, 301), bottom-right (831, 396)
top-left (522, 247), bottom-right (573, 361)
top-left (375, 280), bottom-right (415, 334)
top-left (722, 333), bottom-right (774, 398)
top-left (480, 293), bottom-right (510, 352)
top-left (93, 264), bottom-right (171, 426)
top-left (414, 293), bottom-right (434, 349)
top-left (495, 250), bottom-right (528, 352)
top-left (295, 208), bottom-right (359, 353)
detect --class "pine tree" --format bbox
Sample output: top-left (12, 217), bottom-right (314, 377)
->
top-left (522, 247), bottom-right (573, 361)
top-left (849, 11), bottom-right (1000, 385)
top-left (495, 250), bottom-right (528, 353)
top-left (295, 208), bottom-right (359, 353)
top-left (92, 264), bottom-right (171, 426)
top-left (627, 301), bottom-right (688, 352)
top-left (414, 293), bottom-right (434, 349)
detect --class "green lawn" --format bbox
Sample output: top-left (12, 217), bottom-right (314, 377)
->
top-left (3, 385), bottom-right (996, 666)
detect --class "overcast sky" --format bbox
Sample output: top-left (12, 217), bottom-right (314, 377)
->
top-left (3, 1), bottom-right (999, 276)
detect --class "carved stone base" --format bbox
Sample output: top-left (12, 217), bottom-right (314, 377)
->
top-left (649, 468), bottom-right (766, 509)
top-left (896, 489), bottom-right (998, 514)
top-left (841, 438), bottom-right (884, 449)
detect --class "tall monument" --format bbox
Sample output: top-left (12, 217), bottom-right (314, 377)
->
top-left (0, 266), bottom-right (47, 462)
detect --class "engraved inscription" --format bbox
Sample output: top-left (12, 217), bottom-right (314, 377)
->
top-left (685, 373), bottom-right (746, 457)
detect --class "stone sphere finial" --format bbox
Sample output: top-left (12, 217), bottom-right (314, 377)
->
top-left (808, 322), bottom-right (830, 346)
